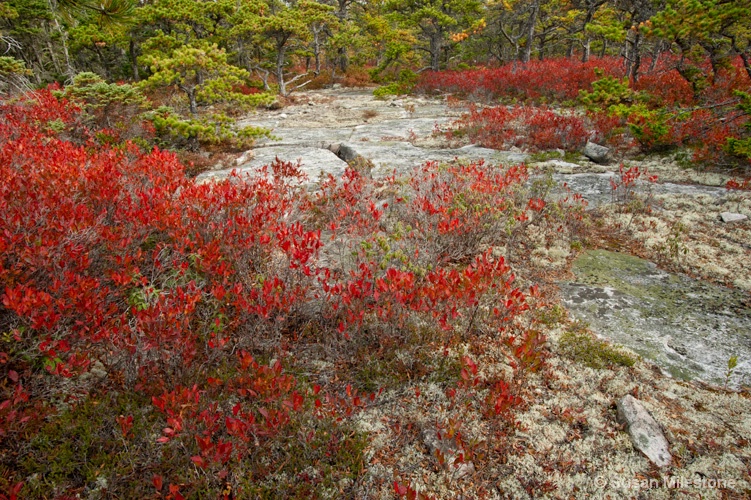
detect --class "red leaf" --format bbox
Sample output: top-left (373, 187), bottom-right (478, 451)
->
top-left (394, 481), bottom-right (408, 496)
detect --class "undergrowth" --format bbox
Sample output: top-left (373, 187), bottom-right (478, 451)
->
top-left (0, 90), bottom-right (589, 498)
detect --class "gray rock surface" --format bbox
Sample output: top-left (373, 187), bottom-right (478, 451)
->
top-left (198, 88), bottom-right (529, 183)
top-left (551, 172), bottom-right (726, 207)
top-left (531, 159), bottom-right (583, 172)
top-left (197, 146), bottom-right (347, 183)
top-left (560, 250), bottom-right (751, 385)
top-left (720, 212), bottom-right (748, 222)
top-left (616, 395), bottom-right (672, 467)
top-left (583, 141), bottom-right (612, 164)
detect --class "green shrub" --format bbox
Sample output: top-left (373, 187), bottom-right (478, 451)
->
top-left (146, 106), bottom-right (272, 150)
top-left (579, 74), bottom-right (644, 111)
top-left (725, 90), bottom-right (751, 162)
top-left (54, 72), bottom-right (149, 142)
top-left (373, 69), bottom-right (418, 99)
top-left (0, 56), bottom-right (32, 95)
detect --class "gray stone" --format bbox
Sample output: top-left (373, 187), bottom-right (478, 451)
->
top-left (552, 173), bottom-right (726, 208)
top-left (196, 146), bottom-right (347, 183)
top-left (720, 212), bottom-right (748, 223)
top-left (583, 141), bottom-right (611, 164)
top-left (560, 249), bottom-right (751, 385)
top-left (616, 395), bottom-right (672, 467)
top-left (336, 143), bottom-right (361, 162)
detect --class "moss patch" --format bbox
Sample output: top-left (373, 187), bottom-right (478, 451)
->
top-left (558, 323), bottom-right (637, 369)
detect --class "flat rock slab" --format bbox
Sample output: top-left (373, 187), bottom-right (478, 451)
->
top-left (617, 395), bottom-right (672, 467)
top-left (560, 249), bottom-right (751, 385)
top-left (551, 173), bottom-right (727, 207)
top-left (350, 143), bottom-right (526, 178)
top-left (720, 212), bottom-right (748, 222)
top-left (196, 146), bottom-right (347, 183)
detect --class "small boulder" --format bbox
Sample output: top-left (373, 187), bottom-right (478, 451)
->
top-left (720, 212), bottom-right (748, 223)
top-left (616, 395), bottom-right (672, 467)
top-left (583, 141), bottom-right (611, 164)
top-left (335, 143), bottom-right (361, 162)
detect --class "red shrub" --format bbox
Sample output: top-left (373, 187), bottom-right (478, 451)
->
top-left (417, 57), bottom-right (625, 103)
top-left (0, 89), bottom-right (567, 496)
top-left (0, 90), bottom-right (324, 385)
top-left (450, 105), bottom-right (590, 152)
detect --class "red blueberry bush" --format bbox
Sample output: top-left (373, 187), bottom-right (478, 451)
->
top-left (425, 56), bottom-right (751, 168)
top-left (0, 89), bottom-right (586, 497)
top-left (417, 56), bottom-right (624, 103)
top-left (447, 104), bottom-right (591, 152)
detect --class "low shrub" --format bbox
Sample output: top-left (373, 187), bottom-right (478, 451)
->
top-left (146, 105), bottom-right (272, 151)
top-left (0, 89), bottom-right (591, 497)
top-left (449, 105), bottom-right (590, 152)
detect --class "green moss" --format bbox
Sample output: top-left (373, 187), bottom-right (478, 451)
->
top-left (558, 322), bottom-right (637, 369)
top-left (353, 324), bottom-right (460, 392)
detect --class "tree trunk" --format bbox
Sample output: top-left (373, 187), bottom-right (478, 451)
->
top-left (728, 35), bottom-right (751, 80)
top-left (580, 2), bottom-right (601, 63)
top-left (276, 45), bottom-right (287, 96)
top-left (582, 38), bottom-right (591, 62)
top-left (48, 0), bottom-right (75, 80)
top-left (338, 47), bottom-right (348, 73)
top-left (430, 32), bottom-right (441, 71)
top-left (625, 30), bottom-right (642, 83)
top-left (648, 42), bottom-right (664, 72)
top-left (522, 3), bottom-right (538, 63)
top-left (253, 66), bottom-right (271, 90)
top-left (740, 52), bottom-right (751, 81)
top-left (45, 36), bottom-right (63, 77)
top-left (337, 0), bottom-right (349, 73)
top-left (313, 28), bottom-right (322, 75)
top-left (95, 45), bottom-right (112, 81)
top-left (129, 39), bottom-right (140, 81)
top-left (182, 86), bottom-right (198, 115)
